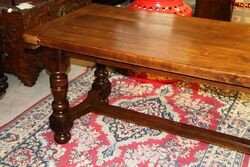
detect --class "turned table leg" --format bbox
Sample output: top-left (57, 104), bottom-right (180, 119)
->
top-left (69, 63), bottom-right (112, 121)
top-left (91, 63), bottom-right (111, 103)
top-left (45, 49), bottom-right (73, 144)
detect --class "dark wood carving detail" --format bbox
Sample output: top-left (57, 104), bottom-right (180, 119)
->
top-left (0, 61), bottom-right (8, 99)
top-left (0, 27), bottom-right (8, 99)
top-left (0, 0), bottom-right (91, 86)
top-left (0, 13), bottom-right (44, 86)
top-left (0, 29), bottom-right (9, 98)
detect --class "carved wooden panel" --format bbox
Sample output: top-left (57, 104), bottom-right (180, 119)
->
top-left (0, 0), bottom-right (91, 86)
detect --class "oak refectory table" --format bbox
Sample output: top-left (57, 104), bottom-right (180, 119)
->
top-left (23, 4), bottom-right (250, 154)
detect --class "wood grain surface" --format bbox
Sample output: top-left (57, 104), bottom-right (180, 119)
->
top-left (23, 3), bottom-right (250, 88)
top-left (23, 4), bottom-right (250, 153)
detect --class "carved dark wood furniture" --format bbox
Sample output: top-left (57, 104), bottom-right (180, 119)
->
top-left (195, 0), bottom-right (235, 21)
top-left (0, 63), bottom-right (8, 99)
top-left (0, 29), bottom-right (8, 99)
top-left (0, 48), bottom-right (8, 99)
top-left (0, 0), bottom-right (91, 86)
top-left (24, 4), bottom-right (250, 154)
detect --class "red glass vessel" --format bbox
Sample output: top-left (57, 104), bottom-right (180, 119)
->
top-left (129, 0), bottom-right (192, 16)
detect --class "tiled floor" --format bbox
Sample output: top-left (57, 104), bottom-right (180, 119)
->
top-left (0, 59), bottom-right (93, 127)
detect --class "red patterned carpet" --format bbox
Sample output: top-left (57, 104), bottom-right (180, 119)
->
top-left (0, 67), bottom-right (250, 166)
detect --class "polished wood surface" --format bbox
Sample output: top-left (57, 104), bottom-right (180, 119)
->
top-left (23, 4), bottom-right (250, 153)
top-left (24, 4), bottom-right (250, 89)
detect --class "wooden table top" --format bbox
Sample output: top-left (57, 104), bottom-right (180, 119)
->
top-left (23, 3), bottom-right (250, 88)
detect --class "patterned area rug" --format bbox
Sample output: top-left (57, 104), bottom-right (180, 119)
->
top-left (1, 67), bottom-right (250, 167)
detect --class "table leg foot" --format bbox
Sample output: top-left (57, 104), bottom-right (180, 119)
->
top-left (54, 132), bottom-right (71, 144)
